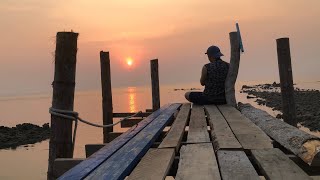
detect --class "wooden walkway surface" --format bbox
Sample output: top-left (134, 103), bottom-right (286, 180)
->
top-left (57, 103), bottom-right (318, 180)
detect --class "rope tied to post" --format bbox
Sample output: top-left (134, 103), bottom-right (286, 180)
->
top-left (49, 107), bottom-right (142, 152)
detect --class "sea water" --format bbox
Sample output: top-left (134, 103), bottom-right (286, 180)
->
top-left (0, 81), bottom-right (319, 179)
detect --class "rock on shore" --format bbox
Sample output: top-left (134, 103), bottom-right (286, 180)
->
top-left (242, 82), bottom-right (320, 131)
top-left (0, 123), bottom-right (50, 149)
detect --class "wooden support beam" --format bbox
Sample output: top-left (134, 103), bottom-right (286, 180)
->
top-left (146, 109), bottom-right (153, 113)
top-left (100, 51), bottom-right (113, 143)
top-left (150, 59), bottom-right (160, 111)
top-left (225, 31), bottom-right (241, 107)
top-left (48, 32), bottom-right (78, 180)
top-left (276, 38), bottom-right (297, 127)
top-left (239, 103), bottom-right (320, 166)
top-left (113, 112), bottom-right (151, 118)
top-left (120, 118), bottom-right (143, 128)
top-left (85, 144), bottom-right (107, 158)
top-left (53, 158), bottom-right (84, 178)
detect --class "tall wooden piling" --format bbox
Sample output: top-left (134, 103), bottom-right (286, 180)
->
top-left (225, 31), bottom-right (241, 107)
top-left (276, 38), bottom-right (297, 127)
top-left (48, 32), bottom-right (78, 180)
top-left (100, 51), bottom-right (113, 143)
top-left (150, 59), bottom-right (160, 111)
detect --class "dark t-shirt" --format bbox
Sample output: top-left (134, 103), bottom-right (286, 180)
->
top-left (203, 60), bottom-right (229, 100)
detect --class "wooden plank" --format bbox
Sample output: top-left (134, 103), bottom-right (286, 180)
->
top-left (107, 131), bottom-right (169, 143)
top-left (218, 105), bottom-right (272, 149)
top-left (85, 144), bottom-right (106, 158)
top-left (158, 103), bottom-right (190, 151)
top-left (187, 105), bottom-right (210, 143)
top-left (176, 143), bottom-right (221, 180)
top-left (204, 105), bottom-right (242, 150)
top-left (59, 104), bottom-right (174, 180)
top-left (85, 104), bottom-right (181, 180)
top-left (113, 112), bottom-right (151, 118)
top-left (239, 103), bottom-right (320, 166)
top-left (217, 151), bottom-right (259, 180)
top-left (127, 148), bottom-right (175, 180)
top-left (120, 118), bottom-right (143, 128)
top-left (53, 158), bottom-right (84, 178)
top-left (251, 148), bottom-right (311, 180)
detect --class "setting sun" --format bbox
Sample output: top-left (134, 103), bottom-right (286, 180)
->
top-left (126, 57), bottom-right (133, 67)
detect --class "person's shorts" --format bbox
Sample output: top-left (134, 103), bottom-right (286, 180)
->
top-left (188, 92), bottom-right (226, 105)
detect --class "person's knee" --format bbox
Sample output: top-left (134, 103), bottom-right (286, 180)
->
top-left (185, 92), bottom-right (191, 101)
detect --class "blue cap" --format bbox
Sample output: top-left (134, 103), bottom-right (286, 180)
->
top-left (205, 45), bottom-right (224, 58)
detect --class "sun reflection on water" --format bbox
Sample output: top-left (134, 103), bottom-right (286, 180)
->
top-left (128, 87), bottom-right (136, 113)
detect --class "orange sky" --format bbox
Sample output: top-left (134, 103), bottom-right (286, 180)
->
top-left (0, 0), bottom-right (320, 95)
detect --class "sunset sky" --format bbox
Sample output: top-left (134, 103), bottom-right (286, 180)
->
top-left (1, 0), bottom-right (320, 96)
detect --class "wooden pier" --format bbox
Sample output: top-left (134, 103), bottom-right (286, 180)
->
top-left (55, 103), bottom-right (320, 180)
top-left (48, 31), bottom-right (320, 180)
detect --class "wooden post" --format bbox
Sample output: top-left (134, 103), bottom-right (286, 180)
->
top-left (276, 38), bottom-right (297, 127)
top-left (150, 59), bottom-right (160, 111)
top-left (225, 32), bottom-right (241, 107)
top-left (48, 32), bottom-right (78, 180)
top-left (100, 51), bottom-right (113, 143)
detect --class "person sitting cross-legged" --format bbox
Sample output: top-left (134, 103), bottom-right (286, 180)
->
top-left (185, 45), bottom-right (229, 105)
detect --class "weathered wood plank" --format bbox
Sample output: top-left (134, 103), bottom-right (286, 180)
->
top-left (251, 148), bottom-right (311, 180)
top-left (53, 158), bottom-right (84, 178)
top-left (120, 118), bottom-right (143, 128)
top-left (218, 105), bottom-right (273, 149)
top-left (113, 112), bottom-right (151, 118)
top-left (127, 148), bottom-right (175, 180)
top-left (159, 103), bottom-right (190, 151)
top-left (204, 105), bottom-right (242, 150)
top-left (217, 150), bottom-right (260, 180)
top-left (85, 104), bottom-right (181, 180)
top-left (58, 104), bottom-right (174, 180)
top-left (239, 103), bottom-right (320, 166)
top-left (187, 105), bottom-right (210, 143)
top-left (176, 143), bottom-right (221, 180)
top-left (85, 144), bottom-right (106, 158)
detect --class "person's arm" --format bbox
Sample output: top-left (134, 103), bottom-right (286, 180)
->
top-left (200, 65), bottom-right (207, 86)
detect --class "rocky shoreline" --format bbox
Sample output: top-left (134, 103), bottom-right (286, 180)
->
top-left (241, 82), bottom-right (320, 131)
top-left (0, 123), bottom-right (50, 149)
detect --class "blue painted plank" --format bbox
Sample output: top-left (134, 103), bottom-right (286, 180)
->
top-left (59, 103), bottom-right (175, 180)
top-left (85, 103), bottom-right (181, 180)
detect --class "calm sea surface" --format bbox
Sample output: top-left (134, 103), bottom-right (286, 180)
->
top-left (0, 81), bottom-right (319, 179)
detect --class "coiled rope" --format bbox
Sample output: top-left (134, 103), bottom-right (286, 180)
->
top-left (49, 107), bottom-right (142, 152)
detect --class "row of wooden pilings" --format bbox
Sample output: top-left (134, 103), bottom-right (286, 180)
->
top-left (47, 32), bottom-right (160, 179)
